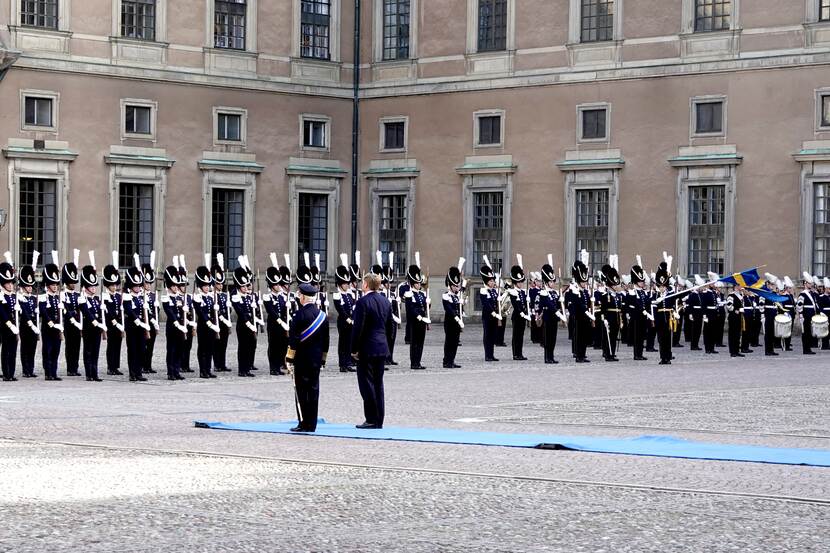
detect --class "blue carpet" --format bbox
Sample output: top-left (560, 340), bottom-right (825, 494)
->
top-left (194, 420), bottom-right (830, 467)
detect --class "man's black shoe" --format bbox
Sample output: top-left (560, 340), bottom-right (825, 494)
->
top-left (452, 364), bottom-right (461, 368)
top-left (731, 353), bottom-right (745, 358)
top-left (765, 352), bottom-right (779, 356)
top-left (659, 360), bottom-right (671, 365)
top-left (168, 376), bottom-right (177, 381)
top-left (513, 356), bottom-right (528, 361)
top-left (290, 425), bottom-right (313, 432)
top-left (340, 367), bottom-right (349, 372)
top-left (144, 368), bottom-right (157, 374)
top-left (355, 422), bottom-right (381, 429)
top-left (634, 356), bottom-right (648, 361)
top-left (208, 373), bottom-right (217, 378)
top-left (136, 376), bottom-right (148, 381)
top-left (239, 371), bottom-right (256, 377)
top-left (411, 365), bottom-right (426, 370)
top-left (485, 357), bottom-right (499, 362)
top-left (52, 376), bottom-right (62, 381)
top-left (691, 347), bottom-right (702, 351)
top-left (805, 351), bottom-right (817, 355)
top-left (347, 366), bottom-right (357, 372)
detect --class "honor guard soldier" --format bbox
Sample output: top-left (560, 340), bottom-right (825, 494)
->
top-left (726, 284), bottom-right (746, 357)
top-left (819, 277), bottom-right (830, 350)
top-left (62, 249), bottom-right (82, 377)
top-left (123, 256), bottom-right (149, 381)
top-left (568, 251), bottom-right (595, 363)
top-left (797, 272), bottom-right (819, 355)
top-left (740, 291), bottom-right (756, 354)
top-left (382, 252), bottom-right (401, 366)
top-left (442, 259), bottom-right (465, 368)
top-left (404, 253), bottom-right (430, 370)
top-left (480, 255), bottom-right (501, 362)
top-left (350, 251), bottom-right (364, 302)
top-left (599, 257), bottom-right (623, 362)
top-left (232, 257), bottom-right (258, 377)
top-left (264, 253), bottom-right (291, 376)
top-left (700, 277), bottom-right (719, 354)
top-left (671, 276), bottom-right (686, 348)
top-left (141, 252), bottom-right (159, 374)
top-left (398, 270), bottom-right (412, 346)
top-left (688, 275), bottom-right (705, 351)
top-left (40, 252), bottom-right (64, 381)
top-left (79, 254), bottom-right (106, 382)
top-left (18, 251), bottom-right (40, 378)
top-left (310, 253), bottom-right (329, 316)
top-left (285, 282), bottom-right (330, 432)
top-left (761, 272), bottom-right (782, 356)
top-left (645, 274), bottom-right (658, 353)
top-left (537, 256), bottom-right (566, 364)
top-left (102, 252), bottom-right (125, 376)
top-left (0, 252), bottom-right (19, 381)
top-left (178, 256), bottom-right (196, 372)
top-left (653, 254), bottom-right (679, 365)
top-left (628, 256), bottom-right (653, 361)
top-left (333, 254), bottom-right (356, 372)
top-left (592, 274), bottom-right (606, 351)
top-left (528, 273), bottom-right (542, 345)
top-left (161, 259), bottom-right (186, 380)
top-left (781, 277), bottom-right (796, 351)
top-left (212, 254), bottom-right (232, 372)
top-left (508, 255), bottom-right (531, 361)
top-left (193, 258), bottom-right (219, 379)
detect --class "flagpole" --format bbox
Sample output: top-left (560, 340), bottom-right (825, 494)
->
top-left (655, 265), bottom-right (768, 303)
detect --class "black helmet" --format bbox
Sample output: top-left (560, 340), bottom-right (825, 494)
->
top-left (335, 253), bottom-right (351, 285)
top-left (233, 266), bottom-right (251, 287)
top-left (62, 261), bottom-right (79, 285)
top-left (103, 265), bottom-right (121, 286)
top-left (125, 266), bottom-right (144, 288)
top-left (480, 254), bottom-right (496, 283)
top-left (445, 266), bottom-right (462, 288)
top-left (296, 265), bottom-right (313, 284)
top-left (541, 263), bottom-right (557, 284)
top-left (81, 265), bottom-right (98, 288)
top-left (164, 265), bottom-right (179, 289)
top-left (571, 261), bottom-right (589, 284)
top-left (42, 263), bottom-right (61, 286)
top-left (655, 261), bottom-right (670, 287)
top-left (407, 264), bottom-right (424, 285)
top-left (510, 265), bottom-right (525, 283)
top-left (18, 265), bottom-right (35, 287)
top-left (600, 264), bottom-right (621, 287)
top-left (279, 266), bottom-right (292, 286)
top-left (195, 266), bottom-right (213, 287)
top-left (0, 258), bottom-right (15, 285)
top-left (265, 266), bottom-right (281, 286)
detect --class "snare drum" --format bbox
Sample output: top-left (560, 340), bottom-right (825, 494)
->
top-left (812, 313), bottom-right (829, 339)
top-left (774, 313), bottom-right (793, 339)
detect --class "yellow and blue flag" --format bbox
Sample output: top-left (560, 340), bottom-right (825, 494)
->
top-left (719, 268), bottom-right (789, 302)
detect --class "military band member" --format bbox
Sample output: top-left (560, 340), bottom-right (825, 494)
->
top-left (714, 282), bottom-right (727, 347)
top-left (404, 254), bottom-right (429, 370)
top-left (726, 285), bottom-right (746, 357)
top-left (310, 253), bottom-right (328, 316)
top-left (740, 292), bottom-right (756, 354)
top-left (333, 254), bottom-right (356, 372)
top-left (671, 276), bottom-right (686, 348)
top-left (231, 258), bottom-right (257, 377)
top-left (479, 256), bottom-right (501, 362)
top-left (124, 258), bottom-right (149, 382)
top-left (819, 278), bottom-right (830, 350)
top-left (628, 256), bottom-right (652, 361)
top-left (653, 255), bottom-right (678, 365)
top-left (40, 254), bottom-right (64, 381)
top-left (537, 257), bottom-right (565, 364)
top-left (0, 252), bottom-right (19, 381)
top-left (528, 273), bottom-right (542, 345)
top-left (193, 260), bottom-right (219, 379)
top-left (442, 260), bottom-right (465, 369)
top-left (507, 255), bottom-right (530, 361)
top-left (102, 252), bottom-right (125, 376)
top-left (688, 275), bottom-right (705, 351)
top-left (797, 272), bottom-right (819, 355)
top-left (285, 282), bottom-right (330, 432)
top-left (760, 273), bottom-right (782, 356)
top-left (212, 255), bottom-right (232, 372)
top-left (62, 249), bottom-right (82, 377)
top-left (592, 275), bottom-right (605, 351)
top-left (178, 257), bottom-right (196, 372)
top-left (645, 275), bottom-right (658, 353)
top-left (18, 252), bottom-right (40, 378)
top-left (599, 258), bottom-right (623, 362)
top-left (142, 253), bottom-right (160, 374)
top-left (161, 260), bottom-right (186, 381)
top-left (699, 279), bottom-right (718, 354)
top-left (568, 251), bottom-right (594, 363)
top-left (383, 253), bottom-right (401, 366)
top-left (780, 277), bottom-right (796, 351)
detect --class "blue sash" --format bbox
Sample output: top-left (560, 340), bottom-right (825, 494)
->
top-left (300, 312), bottom-right (326, 342)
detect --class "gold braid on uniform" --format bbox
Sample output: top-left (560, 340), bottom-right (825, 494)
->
top-left (285, 347), bottom-right (296, 362)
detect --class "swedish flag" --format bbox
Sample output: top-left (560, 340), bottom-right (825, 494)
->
top-left (719, 268), bottom-right (789, 302)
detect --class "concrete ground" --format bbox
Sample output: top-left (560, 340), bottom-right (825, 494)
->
top-left (0, 326), bottom-right (828, 552)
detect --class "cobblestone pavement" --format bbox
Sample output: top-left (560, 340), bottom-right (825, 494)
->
top-left (0, 326), bottom-right (828, 551)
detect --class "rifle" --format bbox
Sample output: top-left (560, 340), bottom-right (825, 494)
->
top-left (424, 267), bottom-right (431, 329)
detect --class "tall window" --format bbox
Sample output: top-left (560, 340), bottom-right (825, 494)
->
top-left (121, 0), bottom-right (156, 41)
top-left (472, 191), bottom-right (504, 273)
top-left (822, 0), bottom-right (830, 22)
top-left (20, 0), bottom-right (58, 29)
top-left (301, 0), bottom-right (331, 60)
top-left (119, 183), bottom-right (154, 268)
top-left (298, 193), bottom-right (328, 273)
top-left (575, 189), bottom-right (609, 274)
top-left (814, 183), bottom-right (830, 276)
top-left (379, 195), bottom-right (407, 275)
top-left (383, 0), bottom-right (410, 60)
top-left (694, 0), bottom-right (731, 32)
top-left (688, 185), bottom-right (725, 276)
top-left (382, 120), bottom-right (405, 150)
top-left (215, 0), bottom-right (246, 50)
top-left (478, 0), bottom-right (507, 52)
top-left (18, 178), bottom-right (57, 266)
top-left (581, 0), bottom-right (614, 43)
top-left (212, 189), bottom-right (245, 271)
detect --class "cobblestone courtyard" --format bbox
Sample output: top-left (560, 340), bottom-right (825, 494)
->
top-left (0, 327), bottom-right (828, 551)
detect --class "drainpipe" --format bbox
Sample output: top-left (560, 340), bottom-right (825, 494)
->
top-left (350, 0), bottom-right (361, 255)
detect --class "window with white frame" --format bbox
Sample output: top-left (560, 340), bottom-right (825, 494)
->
top-left (122, 99), bottom-right (157, 140)
top-left (18, 178), bottom-right (57, 266)
top-left (382, 0), bottom-right (410, 60)
top-left (687, 185), bottom-right (726, 276)
top-left (818, 91), bottom-right (830, 131)
top-left (578, 104), bottom-right (609, 142)
top-left (691, 97), bottom-right (725, 137)
top-left (215, 0), bottom-right (247, 49)
top-left (211, 188), bottom-right (245, 270)
top-left (477, 0), bottom-right (507, 52)
top-left (20, 0), bottom-right (58, 29)
top-left (475, 110), bottom-right (504, 148)
top-left (301, 0), bottom-right (331, 59)
top-left (581, 0), bottom-right (614, 42)
top-left (472, 191), bottom-right (504, 273)
top-left (378, 194), bottom-right (408, 274)
top-left (822, 0), bottom-right (830, 22)
top-left (22, 93), bottom-right (56, 130)
top-left (694, 0), bottom-right (730, 32)
top-left (214, 107), bottom-right (246, 145)
top-left (814, 182), bottom-right (830, 276)
top-left (121, 0), bottom-right (156, 40)
top-left (575, 189), bottom-right (609, 274)
top-left (380, 118), bottom-right (407, 151)
top-left (118, 182), bottom-right (154, 267)
top-left (297, 193), bottom-right (329, 273)
top-left (301, 115), bottom-right (329, 150)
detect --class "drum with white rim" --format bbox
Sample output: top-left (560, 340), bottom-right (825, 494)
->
top-left (812, 313), bottom-right (829, 339)
top-left (774, 313), bottom-right (792, 339)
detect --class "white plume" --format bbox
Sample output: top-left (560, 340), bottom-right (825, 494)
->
top-left (389, 252), bottom-right (395, 270)
top-left (482, 255), bottom-right (492, 269)
top-left (284, 253), bottom-right (291, 270)
top-left (237, 255), bottom-right (246, 271)
top-left (204, 253), bottom-right (211, 267)
top-left (52, 250), bottom-right (59, 265)
top-left (32, 250), bottom-right (39, 270)
top-left (666, 255), bottom-right (673, 274)
top-left (707, 271), bottom-right (720, 282)
top-left (340, 253), bottom-right (348, 267)
top-left (516, 253), bottom-right (523, 269)
top-left (314, 253), bottom-right (321, 269)
top-left (458, 257), bottom-right (465, 272)
top-left (415, 251), bottom-right (420, 269)
top-left (814, 276), bottom-right (821, 286)
top-left (243, 256), bottom-right (251, 271)
top-left (635, 255), bottom-right (642, 268)
top-left (803, 271), bottom-right (813, 282)
top-left (173, 255), bottom-right (180, 269)
top-left (180, 255), bottom-right (187, 272)
top-left (764, 272), bottom-right (778, 283)
top-left (88, 251), bottom-right (96, 269)
top-left (580, 249), bottom-right (589, 267)
top-left (776, 279), bottom-right (784, 291)
top-left (133, 253), bottom-right (141, 269)
top-left (269, 253), bottom-right (279, 268)
top-left (784, 276), bottom-right (794, 288)
top-left (149, 250), bottom-right (156, 270)
top-left (695, 274), bottom-right (705, 286)
top-left (376, 250), bottom-right (383, 266)
top-left (112, 250), bottom-right (119, 270)
top-left (2, 251), bottom-right (11, 265)
top-left (216, 253), bottom-right (224, 270)
top-left (73, 248), bottom-right (80, 267)
top-left (303, 252), bottom-right (311, 268)
top-left (825, 277), bottom-right (830, 289)
top-left (355, 251), bottom-right (361, 268)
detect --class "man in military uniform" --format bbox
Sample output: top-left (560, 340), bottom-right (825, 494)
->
top-left (568, 251), bottom-right (595, 363)
top-left (528, 272), bottom-right (542, 345)
top-left (40, 253), bottom-right (64, 381)
top-left (0, 252), bottom-right (19, 381)
top-left (142, 253), bottom-right (160, 374)
top-left (797, 272), bottom-right (819, 355)
top-left (193, 259), bottom-right (219, 379)
top-left (18, 252), bottom-right (40, 378)
top-left (760, 273), bottom-right (782, 356)
top-left (178, 257), bottom-right (196, 373)
top-left (726, 284), bottom-right (746, 357)
top-left (653, 255), bottom-right (679, 365)
top-left (333, 254), bottom-right (355, 372)
top-left (123, 257), bottom-right (149, 382)
top-left (508, 255), bottom-right (531, 361)
top-left (740, 292), bottom-right (756, 354)
top-left (310, 253), bottom-right (329, 317)
top-left (687, 275), bottom-right (705, 351)
top-left (102, 252), bottom-right (125, 376)
top-left (232, 257), bottom-right (258, 377)
top-left (62, 249), bottom-right (82, 377)
top-left (79, 254), bottom-right (106, 382)
top-left (479, 256), bottom-right (501, 362)
top-left (285, 282), bottom-right (330, 433)
top-left (598, 258), bottom-right (623, 362)
top-left (819, 278), bottom-right (830, 350)
top-left (161, 260), bottom-right (186, 381)
top-left (442, 260), bottom-right (465, 369)
top-left (382, 253), bottom-right (401, 366)
top-left (628, 256), bottom-right (652, 361)
top-left (536, 257), bottom-right (565, 364)
top-left (404, 254), bottom-right (430, 370)
top-left (264, 253), bottom-right (290, 376)
top-left (212, 254), bottom-right (232, 372)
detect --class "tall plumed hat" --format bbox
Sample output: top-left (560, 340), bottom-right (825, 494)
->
top-left (446, 257), bottom-right (465, 287)
top-left (571, 249), bottom-right (590, 284)
top-left (103, 250), bottom-right (121, 286)
top-left (480, 254), bottom-right (496, 282)
top-left (62, 248), bottom-right (80, 285)
top-left (18, 250), bottom-right (38, 287)
top-left (234, 255), bottom-right (252, 287)
top-left (510, 254), bottom-right (526, 283)
top-left (266, 253), bottom-right (281, 286)
top-left (296, 252), bottom-right (313, 285)
top-left (407, 251), bottom-right (425, 284)
top-left (335, 253), bottom-right (351, 285)
top-left (42, 250), bottom-right (61, 286)
top-left (630, 255), bottom-right (646, 284)
top-left (212, 253), bottom-right (226, 285)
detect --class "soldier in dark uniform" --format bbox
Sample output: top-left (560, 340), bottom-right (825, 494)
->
top-left (350, 251), bottom-right (364, 304)
top-left (598, 259), bottom-right (623, 362)
top-left (592, 275), bottom-right (606, 351)
top-left (568, 253), bottom-right (594, 363)
top-left (142, 252), bottom-right (159, 374)
top-left (726, 285), bottom-right (746, 357)
top-left (740, 292), bottom-right (756, 354)
top-left (781, 277), bottom-right (796, 351)
top-left (398, 276), bottom-right (412, 346)
top-left (628, 257), bottom-right (652, 361)
top-left (212, 254), bottom-right (232, 372)
top-left (508, 255), bottom-right (531, 361)
top-left (79, 256), bottom-right (105, 382)
top-left (102, 252), bottom-right (125, 376)
top-left (264, 253), bottom-right (290, 376)
top-left (671, 276), bottom-right (686, 348)
top-left (310, 253), bottom-right (329, 317)
top-left (528, 273), bottom-right (542, 345)
top-left (479, 256), bottom-right (501, 362)
top-left (759, 277), bottom-right (782, 357)
top-left (0, 252), bottom-right (19, 381)
top-left (687, 275), bottom-right (705, 351)
top-left (715, 281), bottom-right (727, 347)
top-left (819, 277), bottom-right (830, 350)
top-left (232, 258), bottom-right (258, 377)
top-left (193, 260), bottom-right (219, 379)
top-left (797, 272), bottom-right (818, 355)
top-left (333, 254), bottom-right (356, 372)
top-left (285, 282), bottom-right (330, 432)
top-left (178, 257), bottom-right (196, 373)
top-left (442, 261), bottom-right (464, 369)
top-left (62, 250), bottom-right (82, 377)
top-left (123, 257), bottom-right (149, 382)
top-left (40, 253), bottom-right (64, 381)
top-left (536, 258), bottom-right (565, 364)
top-left (161, 261), bottom-right (185, 380)
top-left (18, 252), bottom-right (40, 379)
top-left (383, 253), bottom-right (401, 366)
top-left (653, 257), bottom-right (678, 365)
top-left (645, 276), bottom-right (658, 353)
top-left (700, 281), bottom-right (719, 354)
top-left (404, 257), bottom-right (429, 370)
top-left (350, 272), bottom-right (392, 429)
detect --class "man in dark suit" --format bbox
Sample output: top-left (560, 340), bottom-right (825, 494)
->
top-left (285, 283), bottom-right (330, 433)
top-left (350, 273), bottom-right (391, 429)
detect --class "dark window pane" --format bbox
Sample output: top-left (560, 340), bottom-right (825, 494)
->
top-left (218, 113), bottom-right (242, 141)
top-left (19, 178), bottom-right (57, 266)
top-left (383, 121), bottom-right (405, 150)
top-left (379, 194), bottom-right (408, 276)
top-left (822, 0), bottom-right (830, 22)
top-left (814, 183), bottom-right (830, 276)
top-left (24, 97), bottom-right (53, 127)
top-left (21, 0), bottom-right (58, 29)
top-left (695, 101), bottom-right (723, 134)
top-left (580, 0), bottom-right (614, 42)
top-left (215, 0), bottom-right (246, 50)
top-left (478, 0), bottom-right (507, 52)
top-left (125, 105), bottom-right (152, 134)
top-left (383, 0), bottom-right (410, 60)
top-left (301, 0), bottom-right (331, 60)
top-left (298, 193), bottom-right (328, 273)
top-left (121, 0), bottom-right (156, 40)
top-left (472, 191), bottom-right (504, 275)
top-left (478, 115), bottom-right (501, 145)
top-left (822, 95), bottom-right (830, 128)
top-left (303, 119), bottom-right (327, 147)
top-left (212, 188), bottom-right (245, 270)
top-left (582, 108), bottom-right (607, 139)
top-left (119, 183), bottom-right (154, 268)
top-left (694, 0), bottom-right (731, 32)
top-left (575, 189), bottom-right (609, 274)
top-left (688, 185), bottom-right (726, 276)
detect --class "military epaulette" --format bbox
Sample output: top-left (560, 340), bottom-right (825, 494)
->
top-left (38, 293), bottom-right (47, 302)
top-left (332, 292), bottom-right (342, 301)
top-left (404, 290), bottom-right (413, 299)
top-left (123, 292), bottom-right (133, 300)
top-left (231, 294), bottom-right (242, 303)
top-left (540, 290), bottom-right (549, 297)
top-left (508, 288), bottom-right (518, 297)
top-left (442, 293), bottom-right (452, 301)
top-left (78, 295), bottom-right (86, 304)
top-left (193, 294), bottom-right (203, 304)
top-left (479, 288), bottom-right (488, 296)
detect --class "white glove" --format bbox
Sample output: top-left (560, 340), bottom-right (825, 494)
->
top-left (245, 321), bottom-right (258, 333)
top-left (492, 312), bottom-right (503, 321)
top-left (557, 312), bottom-right (568, 323)
top-left (586, 311), bottom-right (596, 321)
top-left (8, 323), bottom-right (19, 335)
top-left (284, 362), bottom-right (295, 375)
top-left (603, 318), bottom-right (610, 330)
top-left (208, 323), bottom-right (220, 333)
top-left (644, 311), bottom-right (655, 322)
top-left (703, 316), bottom-right (709, 323)
top-left (520, 312), bottom-right (531, 321)
top-left (673, 311), bottom-right (681, 321)
top-left (152, 319), bottom-right (161, 330)
top-left (32, 325), bottom-right (41, 336)
top-left (689, 314), bottom-right (694, 321)
top-left (392, 315), bottom-right (401, 324)
top-left (54, 323), bottom-right (64, 332)
top-left (213, 303), bottom-right (220, 311)
top-left (71, 318), bottom-right (82, 330)
top-left (114, 322), bottom-right (124, 332)
top-left (346, 318), bottom-right (353, 325)
top-left (182, 305), bottom-right (190, 314)
top-left (422, 318), bottom-right (432, 325)
top-left (134, 319), bottom-right (148, 330)
top-left (455, 316), bottom-right (465, 329)
top-left (220, 316), bottom-right (232, 327)
top-left (278, 319), bottom-right (290, 332)
top-left (94, 320), bottom-right (105, 330)
top-left (174, 322), bottom-right (187, 334)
